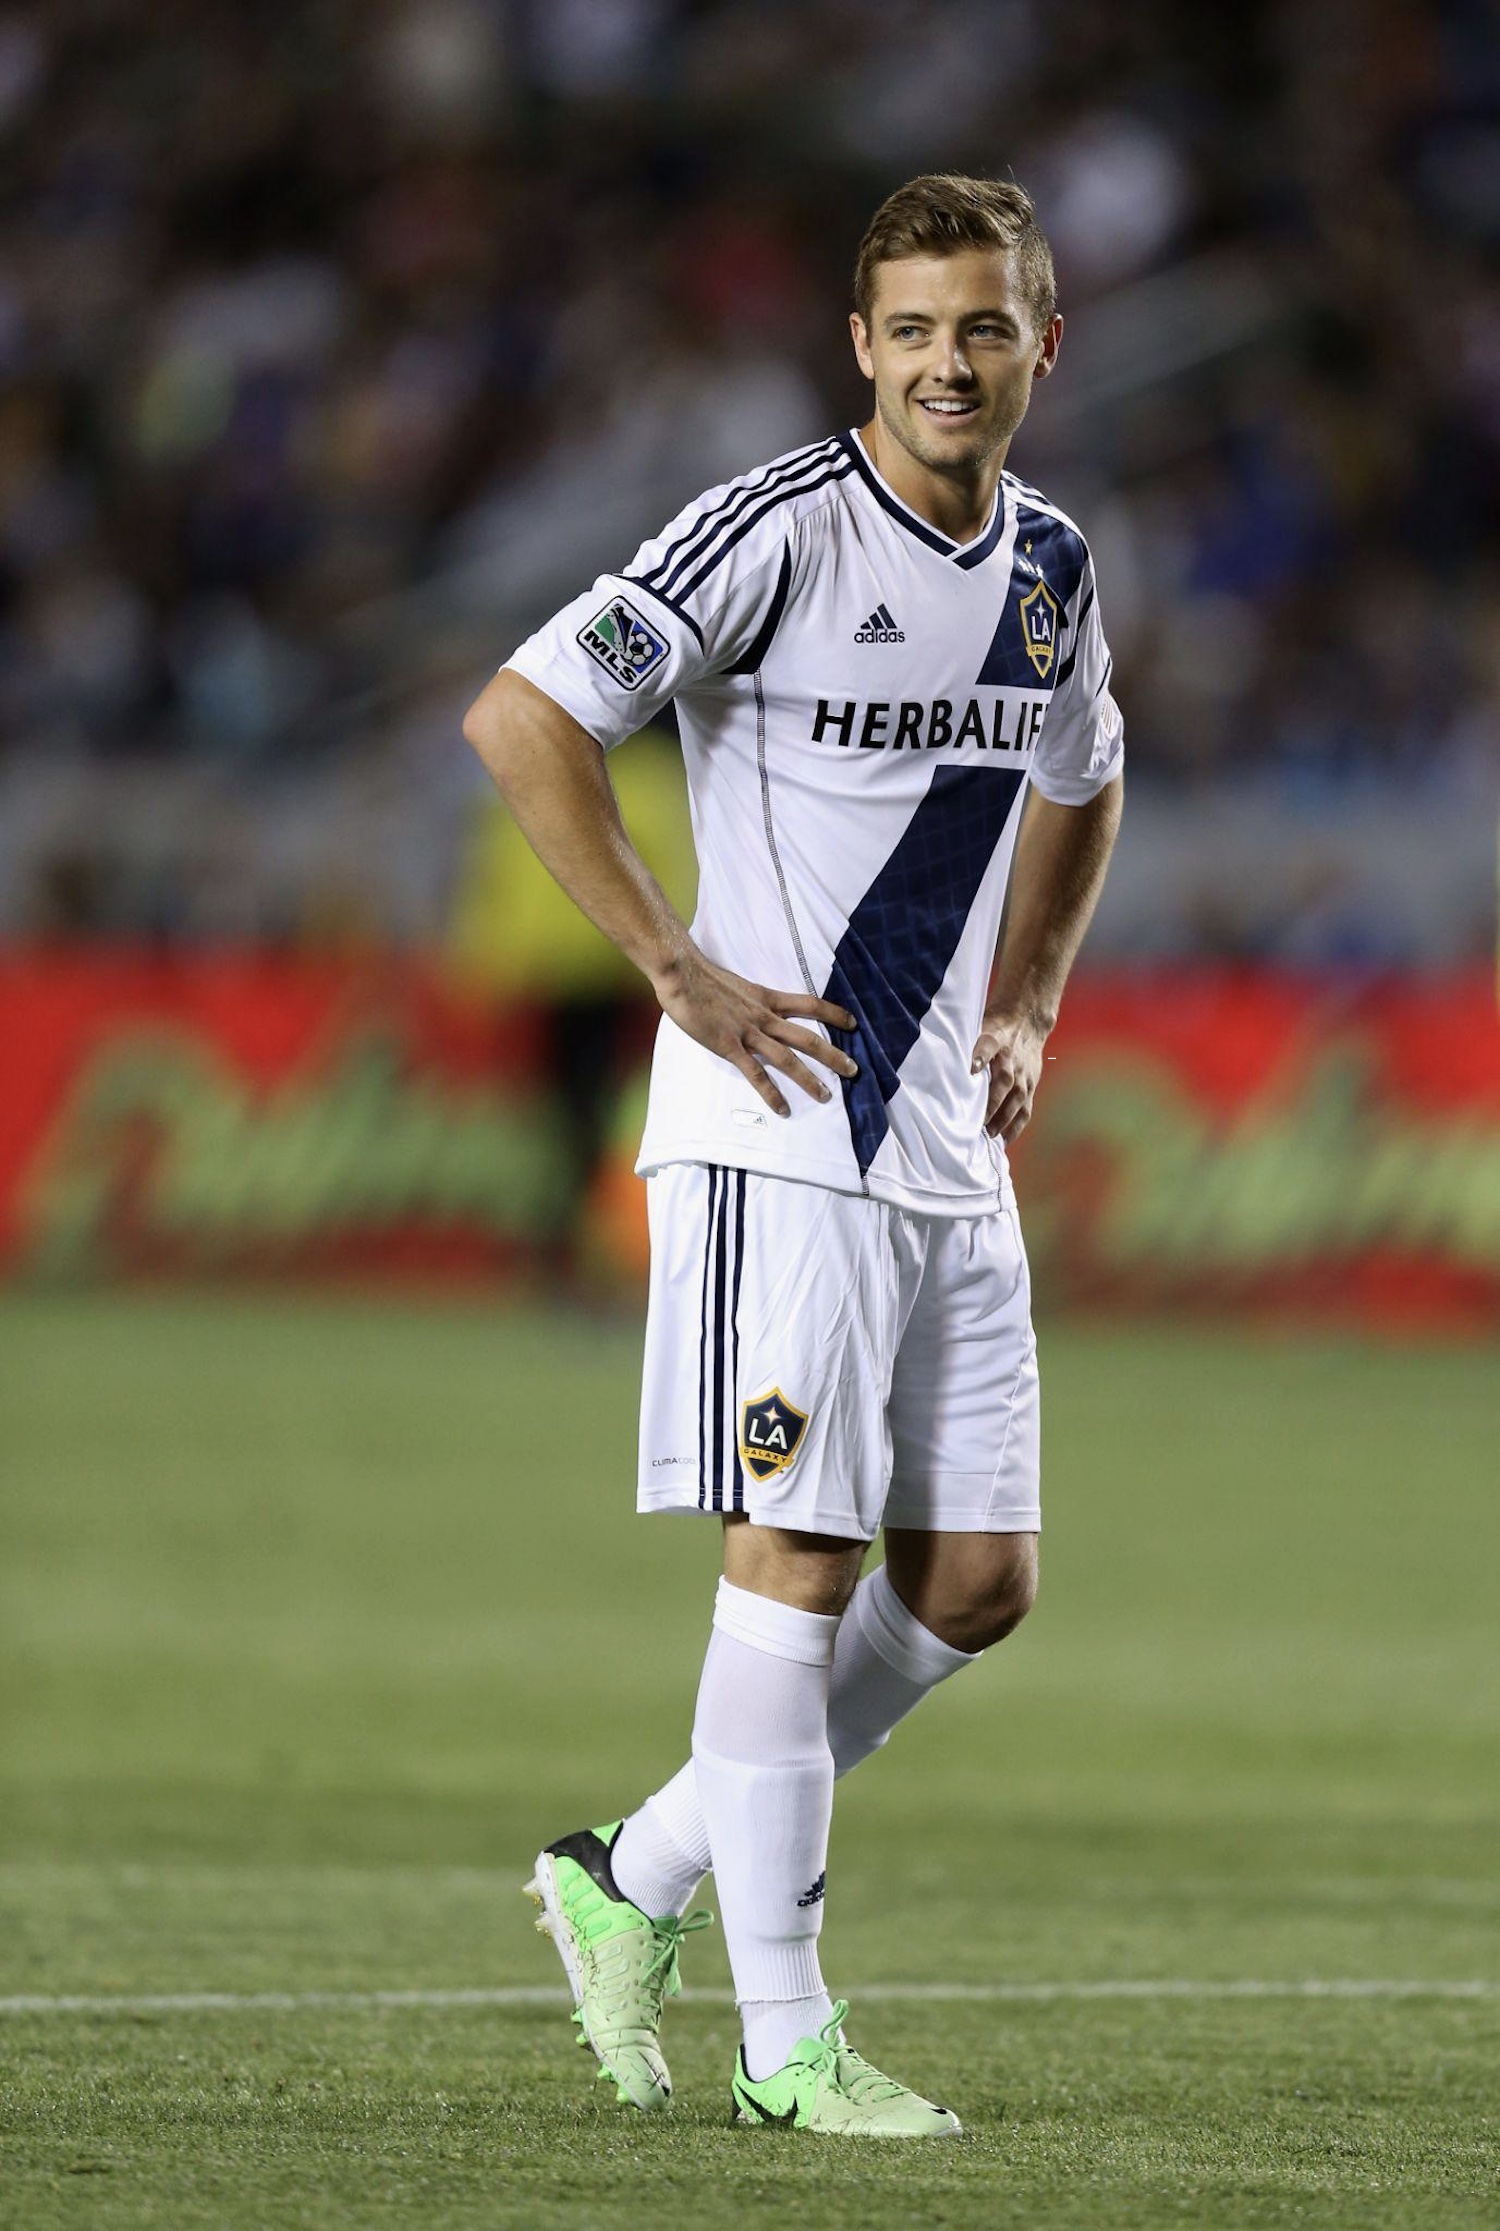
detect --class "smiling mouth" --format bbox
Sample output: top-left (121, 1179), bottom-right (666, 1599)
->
top-left (917, 397), bottom-right (981, 420)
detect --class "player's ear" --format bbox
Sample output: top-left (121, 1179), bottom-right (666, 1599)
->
top-left (850, 311), bottom-right (875, 381)
top-left (1032, 313), bottom-right (1063, 380)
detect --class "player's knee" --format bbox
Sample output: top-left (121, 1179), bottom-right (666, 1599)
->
top-left (721, 1517), bottom-right (865, 1618)
top-left (989, 1552), bottom-right (1039, 1642)
top-left (948, 1542), bottom-right (1038, 1652)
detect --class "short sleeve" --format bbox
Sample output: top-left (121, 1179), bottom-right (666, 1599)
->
top-left (503, 492), bottom-right (793, 751)
top-left (1030, 556), bottom-right (1124, 805)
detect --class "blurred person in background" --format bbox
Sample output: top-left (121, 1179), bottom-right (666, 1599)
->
top-left (465, 171), bottom-right (1123, 2136)
top-left (0, 3), bottom-right (1494, 965)
top-left (447, 719), bottom-right (696, 1271)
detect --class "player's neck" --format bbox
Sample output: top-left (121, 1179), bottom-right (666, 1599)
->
top-left (857, 419), bottom-right (1005, 547)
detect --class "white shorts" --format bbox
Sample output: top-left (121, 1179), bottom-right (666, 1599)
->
top-left (637, 1164), bottom-right (1040, 1541)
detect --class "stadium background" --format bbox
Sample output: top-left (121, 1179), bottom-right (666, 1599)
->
top-left (3, 3), bottom-right (1497, 2225)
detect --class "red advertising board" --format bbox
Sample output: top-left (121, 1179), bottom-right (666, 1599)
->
top-left (0, 951), bottom-right (562, 1283)
top-left (4, 953), bottom-right (1500, 1322)
top-left (1012, 969), bottom-right (1500, 1326)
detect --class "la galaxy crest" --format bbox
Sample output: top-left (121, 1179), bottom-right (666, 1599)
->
top-left (1019, 575), bottom-right (1059, 680)
top-left (740, 1389), bottom-right (809, 1481)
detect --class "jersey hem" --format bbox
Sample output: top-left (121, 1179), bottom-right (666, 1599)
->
top-left (635, 1142), bottom-right (1008, 1218)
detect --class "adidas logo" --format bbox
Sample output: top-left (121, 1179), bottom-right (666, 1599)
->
top-left (853, 602), bottom-right (905, 644)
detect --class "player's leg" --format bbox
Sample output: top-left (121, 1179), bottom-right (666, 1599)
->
top-left (531, 1168), bottom-right (897, 2112)
top-left (609, 1530), bottom-right (1033, 1929)
top-left (693, 1516), bottom-right (863, 2079)
top-left (709, 1511), bottom-right (961, 2134)
top-left (632, 1172), bottom-right (959, 2130)
top-left (605, 1565), bottom-right (973, 1926)
top-left (666, 1173), bottom-right (892, 2083)
top-left (609, 1192), bottom-right (1031, 1900)
top-left (614, 1193), bottom-right (1040, 1922)
top-left (867, 1191), bottom-right (1042, 1728)
top-left (608, 1567), bottom-right (974, 1919)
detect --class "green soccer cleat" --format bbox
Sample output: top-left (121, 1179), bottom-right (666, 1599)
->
top-left (730, 1999), bottom-right (962, 2137)
top-left (524, 1821), bottom-right (712, 2111)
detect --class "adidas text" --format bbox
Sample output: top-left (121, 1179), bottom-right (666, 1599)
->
top-left (854, 603), bottom-right (905, 644)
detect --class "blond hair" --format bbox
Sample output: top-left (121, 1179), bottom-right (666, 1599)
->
top-left (853, 174), bottom-right (1056, 335)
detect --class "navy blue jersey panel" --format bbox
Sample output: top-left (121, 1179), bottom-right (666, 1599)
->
top-left (721, 541), bottom-right (793, 676)
top-left (976, 509), bottom-right (1088, 689)
top-left (823, 763), bottom-right (1028, 1174)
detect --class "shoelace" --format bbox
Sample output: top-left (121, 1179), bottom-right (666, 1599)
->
top-left (641, 1907), bottom-right (714, 2004)
top-left (580, 1901), bottom-right (714, 2025)
top-left (804, 1999), bottom-right (908, 2103)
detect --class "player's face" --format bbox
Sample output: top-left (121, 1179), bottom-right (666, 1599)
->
top-left (850, 248), bottom-right (1061, 476)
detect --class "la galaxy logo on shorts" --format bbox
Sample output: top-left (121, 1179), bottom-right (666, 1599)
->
top-left (740, 1389), bottom-right (809, 1481)
top-left (577, 597), bottom-right (669, 690)
top-left (1019, 575), bottom-right (1059, 680)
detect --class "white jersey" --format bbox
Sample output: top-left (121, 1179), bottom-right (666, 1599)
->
top-left (506, 430), bottom-right (1123, 1216)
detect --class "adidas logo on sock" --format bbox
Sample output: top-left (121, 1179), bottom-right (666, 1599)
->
top-left (853, 603), bottom-right (905, 644)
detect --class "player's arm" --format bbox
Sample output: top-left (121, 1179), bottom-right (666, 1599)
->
top-left (971, 773), bottom-right (1123, 1143)
top-left (462, 668), bottom-right (857, 1117)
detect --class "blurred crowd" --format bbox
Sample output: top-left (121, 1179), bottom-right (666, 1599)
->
top-left (1, 0), bottom-right (1498, 955)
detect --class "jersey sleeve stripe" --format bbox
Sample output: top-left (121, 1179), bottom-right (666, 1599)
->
top-left (617, 572), bottom-right (706, 649)
top-left (638, 436), bottom-right (831, 587)
top-left (675, 459), bottom-right (853, 600)
top-left (638, 438), bottom-right (840, 595)
top-left (655, 443), bottom-right (845, 600)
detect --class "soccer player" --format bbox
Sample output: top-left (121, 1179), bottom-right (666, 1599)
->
top-left (464, 173), bottom-right (1124, 2136)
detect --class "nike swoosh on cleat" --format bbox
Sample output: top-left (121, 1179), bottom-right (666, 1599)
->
top-left (739, 2094), bottom-right (800, 2127)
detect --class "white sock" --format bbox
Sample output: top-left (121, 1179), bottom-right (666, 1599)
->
top-left (611, 1565), bottom-right (978, 1927)
top-left (826, 1561), bottom-right (978, 1773)
top-left (692, 1577), bottom-right (839, 2079)
top-left (610, 1765), bottom-right (708, 1918)
top-left (740, 1991), bottom-right (836, 2078)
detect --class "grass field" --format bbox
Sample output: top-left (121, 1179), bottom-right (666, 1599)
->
top-left (1, 1293), bottom-right (1496, 2229)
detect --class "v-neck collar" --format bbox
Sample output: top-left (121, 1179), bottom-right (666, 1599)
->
top-left (838, 429), bottom-right (1007, 571)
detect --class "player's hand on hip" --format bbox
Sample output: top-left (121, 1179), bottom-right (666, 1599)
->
top-left (652, 946), bottom-right (858, 1118)
top-left (971, 1008), bottom-right (1048, 1142)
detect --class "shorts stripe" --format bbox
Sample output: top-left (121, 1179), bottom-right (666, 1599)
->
top-left (696, 1167), bottom-right (719, 1511)
top-left (709, 1172), bottom-right (731, 1510)
top-left (728, 1172), bottom-right (747, 1511)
